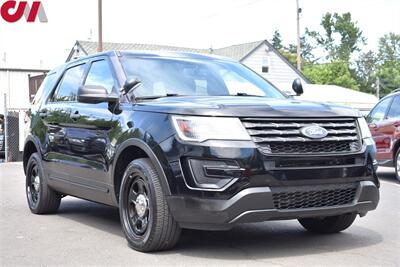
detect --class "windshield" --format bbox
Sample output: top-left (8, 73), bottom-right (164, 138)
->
top-left (121, 56), bottom-right (285, 99)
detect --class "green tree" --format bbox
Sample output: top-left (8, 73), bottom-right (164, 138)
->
top-left (303, 62), bottom-right (360, 90)
top-left (355, 50), bottom-right (378, 94)
top-left (306, 12), bottom-right (366, 62)
top-left (280, 50), bottom-right (297, 67)
top-left (376, 33), bottom-right (400, 96)
top-left (288, 36), bottom-right (316, 64)
top-left (271, 30), bottom-right (284, 50)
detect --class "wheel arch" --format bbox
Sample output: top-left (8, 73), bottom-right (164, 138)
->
top-left (23, 136), bottom-right (41, 175)
top-left (112, 139), bottom-right (171, 205)
top-left (393, 138), bottom-right (400, 163)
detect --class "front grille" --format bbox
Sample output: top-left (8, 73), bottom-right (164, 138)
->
top-left (272, 184), bottom-right (357, 210)
top-left (241, 118), bottom-right (361, 155)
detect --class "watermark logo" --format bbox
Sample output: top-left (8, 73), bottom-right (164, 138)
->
top-left (1, 1), bottom-right (47, 23)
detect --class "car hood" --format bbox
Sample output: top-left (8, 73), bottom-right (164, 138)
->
top-left (133, 96), bottom-right (361, 118)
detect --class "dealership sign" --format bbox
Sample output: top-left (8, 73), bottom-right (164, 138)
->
top-left (1, 1), bottom-right (47, 23)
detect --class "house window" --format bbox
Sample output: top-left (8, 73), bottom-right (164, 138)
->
top-left (262, 57), bottom-right (270, 73)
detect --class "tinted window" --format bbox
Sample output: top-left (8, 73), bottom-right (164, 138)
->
top-left (121, 57), bottom-right (284, 99)
top-left (84, 60), bottom-right (115, 93)
top-left (32, 73), bottom-right (57, 105)
top-left (387, 96), bottom-right (400, 120)
top-left (367, 97), bottom-right (392, 123)
top-left (53, 64), bottom-right (85, 102)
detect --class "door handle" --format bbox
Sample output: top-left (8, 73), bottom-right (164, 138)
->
top-left (369, 123), bottom-right (377, 129)
top-left (70, 111), bottom-right (81, 120)
top-left (39, 109), bottom-right (48, 118)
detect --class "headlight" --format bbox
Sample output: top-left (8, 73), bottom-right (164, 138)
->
top-left (357, 117), bottom-right (372, 139)
top-left (171, 116), bottom-right (251, 142)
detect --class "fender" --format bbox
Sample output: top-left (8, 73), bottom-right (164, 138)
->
top-left (112, 138), bottom-right (172, 204)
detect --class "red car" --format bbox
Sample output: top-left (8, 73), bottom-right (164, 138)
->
top-left (367, 90), bottom-right (400, 181)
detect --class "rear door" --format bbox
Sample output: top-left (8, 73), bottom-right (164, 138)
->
top-left (384, 95), bottom-right (400, 157)
top-left (61, 57), bottom-right (119, 199)
top-left (367, 96), bottom-right (394, 162)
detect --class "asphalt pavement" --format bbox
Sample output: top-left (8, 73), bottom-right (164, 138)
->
top-left (0, 163), bottom-right (399, 266)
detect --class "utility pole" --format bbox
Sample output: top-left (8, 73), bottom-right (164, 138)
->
top-left (376, 77), bottom-right (380, 99)
top-left (97, 0), bottom-right (103, 52)
top-left (296, 0), bottom-right (302, 71)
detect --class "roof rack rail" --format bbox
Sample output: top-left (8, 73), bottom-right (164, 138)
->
top-left (392, 88), bottom-right (400, 93)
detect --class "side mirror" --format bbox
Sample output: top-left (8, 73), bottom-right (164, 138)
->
top-left (292, 78), bottom-right (304, 96)
top-left (121, 77), bottom-right (141, 95)
top-left (77, 85), bottom-right (118, 104)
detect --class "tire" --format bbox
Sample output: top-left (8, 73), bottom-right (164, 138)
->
top-left (119, 158), bottom-right (181, 252)
top-left (25, 153), bottom-right (61, 214)
top-left (298, 213), bottom-right (357, 234)
top-left (395, 149), bottom-right (400, 182)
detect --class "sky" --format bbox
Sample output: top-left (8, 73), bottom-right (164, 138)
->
top-left (0, 0), bottom-right (399, 70)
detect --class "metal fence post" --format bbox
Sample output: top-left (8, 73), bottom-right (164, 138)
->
top-left (4, 93), bottom-right (8, 163)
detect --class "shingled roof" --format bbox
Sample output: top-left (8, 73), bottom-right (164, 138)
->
top-left (67, 40), bottom-right (265, 62)
top-left (212, 41), bottom-right (262, 60)
top-left (73, 40), bottom-right (208, 57)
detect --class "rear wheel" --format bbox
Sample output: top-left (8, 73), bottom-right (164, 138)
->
top-left (119, 158), bottom-right (181, 252)
top-left (298, 213), bottom-right (357, 234)
top-left (395, 149), bottom-right (400, 181)
top-left (25, 153), bottom-right (61, 214)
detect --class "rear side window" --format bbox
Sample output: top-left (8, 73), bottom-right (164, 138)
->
top-left (84, 60), bottom-right (115, 93)
top-left (32, 73), bottom-right (57, 105)
top-left (53, 64), bottom-right (86, 102)
top-left (387, 96), bottom-right (400, 120)
top-left (367, 97), bottom-right (392, 123)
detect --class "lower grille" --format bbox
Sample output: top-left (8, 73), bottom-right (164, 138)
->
top-left (272, 184), bottom-right (357, 210)
top-left (266, 141), bottom-right (360, 154)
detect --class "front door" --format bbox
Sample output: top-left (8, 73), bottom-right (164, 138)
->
top-left (368, 96), bottom-right (394, 162)
top-left (61, 58), bottom-right (119, 199)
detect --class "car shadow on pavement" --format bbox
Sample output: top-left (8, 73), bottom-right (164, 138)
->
top-left (170, 223), bottom-right (383, 260)
top-left (57, 197), bottom-right (124, 238)
top-left (377, 167), bottom-right (399, 184)
top-left (56, 197), bottom-right (383, 260)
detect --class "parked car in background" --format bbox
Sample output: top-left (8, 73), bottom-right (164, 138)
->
top-left (0, 114), bottom-right (5, 159)
top-left (367, 90), bottom-right (400, 181)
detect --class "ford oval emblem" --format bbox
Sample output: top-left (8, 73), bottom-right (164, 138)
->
top-left (300, 125), bottom-right (328, 139)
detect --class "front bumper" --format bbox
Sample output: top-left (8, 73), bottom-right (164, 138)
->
top-left (167, 181), bottom-right (379, 230)
top-left (158, 136), bottom-right (380, 230)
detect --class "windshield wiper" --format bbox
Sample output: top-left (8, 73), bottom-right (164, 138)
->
top-left (135, 94), bottom-right (184, 101)
top-left (232, 92), bottom-right (264, 97)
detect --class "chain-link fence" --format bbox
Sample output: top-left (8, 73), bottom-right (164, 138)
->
top-left (2, 94), bottom-right (28, 162)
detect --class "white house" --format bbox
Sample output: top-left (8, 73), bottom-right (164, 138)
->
top-left (0, 68), bottom-right (48, 114)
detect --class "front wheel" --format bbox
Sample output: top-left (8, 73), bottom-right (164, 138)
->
top-left (119, 158), bottom-right (181, 252)
top-left (298, 213), bottom-right (357, 234)
top-left (395, 149), bottom-right (400, 182)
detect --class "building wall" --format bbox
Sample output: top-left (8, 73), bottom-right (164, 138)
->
top-left (0, 70), bottom-right (46, 113)
top-left (241, 42), bottom-right (306, 88)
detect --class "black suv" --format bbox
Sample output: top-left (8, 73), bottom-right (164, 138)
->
top-left (24, 51), bottom-right (379, 252)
